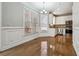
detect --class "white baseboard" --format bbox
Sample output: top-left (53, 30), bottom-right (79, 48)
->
top-left (73, 42), bottom-right (77, 55)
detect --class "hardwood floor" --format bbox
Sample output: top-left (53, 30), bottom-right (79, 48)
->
top-left (0, 34), bottom-right (76, 56)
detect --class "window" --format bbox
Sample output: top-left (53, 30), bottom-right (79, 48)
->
top-left (40, 14), bottom-right (48, 31)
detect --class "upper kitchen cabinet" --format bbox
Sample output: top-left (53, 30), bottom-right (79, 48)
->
top-left (2, 2), bottom-right (24, 27)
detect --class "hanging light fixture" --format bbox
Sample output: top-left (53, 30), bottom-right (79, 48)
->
top-left (40, 2), bottom-right (47, 14)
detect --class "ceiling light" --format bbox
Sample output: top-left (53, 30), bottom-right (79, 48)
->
top-left (45, 11), bottom-right (47, 13)
top-left (43, 10), bottom-right (45, 12)
top-left (40, 11), bottom-right (43, 13)
top-left (40, 2), bottom-right (48, 14)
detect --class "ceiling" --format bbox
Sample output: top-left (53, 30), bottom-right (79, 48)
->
top-left (22, 2), bottom-right (73, 15)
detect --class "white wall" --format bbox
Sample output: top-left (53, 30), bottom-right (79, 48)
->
top-left (73, 2), bottom-right (79, 56)
top-left (0, 2), bottom-right (2, 50)
top-left (73, 3), bottom-right (79, 28)
top-left (2, 2), bottom-right (24, 27)
top-left (0, 2), bottom-right (40, 51)
top-left (49, 14), bottom-right (55, 24)
top-left (48, 14), bottom-right (56, 36)
top-left (0, 3), bottom-right (1, 27)
top-left (55, 15), bottom-right (72, 24)
top-left (1, 28), bottom-right (39, 51)
top-left (40, 14), bottom-right (48, 30)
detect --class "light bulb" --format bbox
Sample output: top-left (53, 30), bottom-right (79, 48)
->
top-left (45, 11), bottom-right (47, 13)
top-left (40, 11), bottom-right (43, 13)
top-left (43, 10), bottom-right (45, 12)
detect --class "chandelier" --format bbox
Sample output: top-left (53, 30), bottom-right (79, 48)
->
top-left (40, 2), bottom-right (47, 14)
